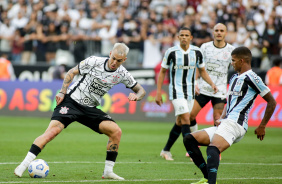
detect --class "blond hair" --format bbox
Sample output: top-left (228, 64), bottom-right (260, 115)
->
top-left (112, 43), bottom-right (129, 56)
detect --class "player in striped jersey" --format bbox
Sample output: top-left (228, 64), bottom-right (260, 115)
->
top-left (187, 23), bottom-right (234, 160)
top-left (184, 46), bottom-right (276, 184)
top-left (155, 27), bottom-right (218, 161)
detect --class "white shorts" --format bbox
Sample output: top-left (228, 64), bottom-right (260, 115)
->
top-left (204, 119), bottom-right (247, 146)
top-left (172, 99), bottom-right (194, 116)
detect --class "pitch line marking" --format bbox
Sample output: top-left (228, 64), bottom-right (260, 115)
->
top-left (1, 161), bottom-right (282, 166)
top-left (1, 177), bottom-right (282, 183)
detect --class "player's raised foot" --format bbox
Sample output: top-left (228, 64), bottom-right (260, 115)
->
top-left (191, 178), bottom-right (208, 184)
top-left (160, 150), bottom-right (174, 161)
top-left (102, 171), bottom-right (124, 180)
top-left (14, 165), bottom-right (27, 177)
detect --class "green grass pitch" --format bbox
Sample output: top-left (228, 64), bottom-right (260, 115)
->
top-left (0, 116), bottom-right (281, 184)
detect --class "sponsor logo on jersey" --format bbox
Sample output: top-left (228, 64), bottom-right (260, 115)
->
top-left (202, 86), bottom-right (214, 92)
top-left (104, 114), bottom-right (112, 119)
top-left (173, 65), bottom-right (195, 70)
top-left (206, 63), bottom-right (220, 71)
top-left (59, 106), bottom-right (69, 114)
top-left (82, 97), bottom-right (92, 105)
top-left (229, 91), bottom-right (242, 96)
top-left (88, 79), bottom-right (108, 96)
top-left (250, 72), bottom-right (260, 83)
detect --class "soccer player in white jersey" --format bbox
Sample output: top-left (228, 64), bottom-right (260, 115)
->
top-left (184, 46), bottom-right (276, 184)
top-left (189, 23), bottom-right (235, 136)
top-left (14, 43), bottom-right (146, 180)
top-left (155, 27), bottom-right (218, 161)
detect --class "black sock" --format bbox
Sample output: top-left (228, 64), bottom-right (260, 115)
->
top-left (29, 144), bottom-right (41, 156)
top-left (181, 124), bottom-right (191, 138)
top-left (106, 151), bottom-right (118, 162)
top-left (163, 123), bottom-right (181, 151)
top-left (183, 134), bottom-right (208, 179)
top-left (190, 119), bottom-right (196, 126)
top-left (207, 146), bottom-right (220, 184)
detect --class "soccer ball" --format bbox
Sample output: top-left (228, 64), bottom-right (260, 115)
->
top-left (28, 159), bottom-right (49, 178)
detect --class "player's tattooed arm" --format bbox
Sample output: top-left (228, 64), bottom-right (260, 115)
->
top-left (129, 83), bottom-right (146, 101)
top-left (60, 65), bottom-right (79, 94)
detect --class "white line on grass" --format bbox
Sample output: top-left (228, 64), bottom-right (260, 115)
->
top-left (1, 177), bottom-right (282, 183)
top-left (1, 161), bottom-right (282, 166)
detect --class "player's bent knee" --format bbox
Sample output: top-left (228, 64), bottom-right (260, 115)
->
top-left (114, 127), bottom-right (122, 137)
top-left (109, 126), bottom-right (122, 140)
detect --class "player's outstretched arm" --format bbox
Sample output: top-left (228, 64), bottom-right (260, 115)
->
top-left (254, 92), bottom-right (276, 141)
top-left (198, 67), bottom-right (218, 94)
top-left (56, 65), bottom-right (79, 105)
top-left (128, 83), bottom-right (146, 101)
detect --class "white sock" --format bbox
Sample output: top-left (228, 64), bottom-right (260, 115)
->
top-left (190, 124), bottom-right (198, 133)
top-left (20, 152), bottom-right (36, 167)
top-left (104, 160), bottom-right (115, 173)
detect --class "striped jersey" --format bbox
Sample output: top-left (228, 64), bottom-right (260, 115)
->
top-left (161, 45), bottom-right (205, 100)
top-left (67, 56), bottom-right (137, 107)
top-left (199, 41), bottom-right (234, 98)
top-left (225, 70), bottom-right (270, 130)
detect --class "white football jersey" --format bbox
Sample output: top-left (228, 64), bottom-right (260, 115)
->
top-left (199, 41), bottom-right (234, 98)
top-left (68, 56), bottom-right (137, 107)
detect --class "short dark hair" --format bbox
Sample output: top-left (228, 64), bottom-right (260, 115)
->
top-left (179, 27), bottom-right (192, 33)
top-left (272, 57), bottom-right (282, 67)
top-left (231, 46), bottom-right (252, 64)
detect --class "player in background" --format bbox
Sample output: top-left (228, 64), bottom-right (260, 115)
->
top-left (155, 27), bottom-right (218, 161)
top-left (190, 23), bottom-right (234, 134)
top-left (184, 46), bottom-right (276, 184)
top-left (186, 23), bottom-right (235, 159)
top-left (14, 43), bottom-right (146, 180)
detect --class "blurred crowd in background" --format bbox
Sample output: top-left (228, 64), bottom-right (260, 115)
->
top-left (0, 0), bottom-right (282, 73)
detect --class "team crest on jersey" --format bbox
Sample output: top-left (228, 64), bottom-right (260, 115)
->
top-left (190, 57), bottom-right (195, 63)
top-left (112, 75), bottom-right (120, 83)
top-left (223, 52), bottom-right (229, 60)
top-left (59, 106), bottom-right (69, 114)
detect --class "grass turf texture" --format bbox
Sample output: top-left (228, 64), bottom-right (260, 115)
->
top-left (0, 116), bottom-right (282, 184)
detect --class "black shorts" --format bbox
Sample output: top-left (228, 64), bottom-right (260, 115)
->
top-left (195, 94), bottom-right (227, 108)
top-left (51, 95), bottom-right (115, 134)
